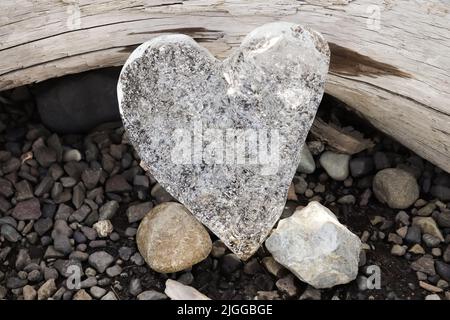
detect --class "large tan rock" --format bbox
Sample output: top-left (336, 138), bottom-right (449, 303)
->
top-left (373, 168), bottom-right (419, 209)
top-left (137, 202), bottom-right (212, 273)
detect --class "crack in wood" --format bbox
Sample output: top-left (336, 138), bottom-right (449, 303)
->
top-left (329, 42), bottom-right (412, 78)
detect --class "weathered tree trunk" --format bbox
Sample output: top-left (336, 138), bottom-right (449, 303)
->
top-left (1, 0), bottom-right (449, 172)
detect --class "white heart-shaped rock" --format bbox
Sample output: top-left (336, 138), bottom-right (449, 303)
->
top-left (118, 22), bottom-right (330, 260)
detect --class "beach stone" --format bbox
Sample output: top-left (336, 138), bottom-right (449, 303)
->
top-left (12, 198), bottom-right (41, 220)
top-left (164, 279), bottom-right (210, 300)
top-left (319, 151), bottom-right (350, 181)
top-left (118, 22), bottom-right (329, 259)
top-left (297, 145), bottom-right (315, 174)
top-left (265, 201), bottom-right (361, 288)
top-left (137, 202), bottom-right (212, 273)
top-left (372, 168), bottom-right (419, 209)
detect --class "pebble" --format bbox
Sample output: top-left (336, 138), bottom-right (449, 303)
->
top-left (12, 198), bottom-right (41, 220)
top-left (106, 265), bottom-right (122, 278)
top-left (73, 289), bottom-right (92, 300)
top-left (37, 279), bottom-right (57, 300)
top-left (105, 175), bottom-right (132, 193)
top-left (129, 278), bottom-right (143, 296)
top-left (349, 157), bottom-right (374, 178)
top-left (319, 151), bottom-right (350, 181)
top-left (101, 291), bottom-right (118, 300)
top-left (372, 168), bottom-right (419, 209)
top-left (417, 203), bottom-right (436, 217)
top-left (411, 256), bottom-right (436, 275)
top-left (444, 245), bottom-right (450, 263)
top-left (23, 285), bottom-right (37, 300)
top-left (419, 281), bottom-right (443, 293)
top-left (262, 257), bottom-right (286, 277)
top-left (299, 286), bottom-right (321, 300)
top-left (90, 286), bottom-right (107, 299)
top-left (1, 224), bottom-right (21, 242)
top-left (409, 244), bottom-right (425, 255)
top-left (275, 274), bottom-right (298, 297)
top-left (391, 244), bottom-right (406, 256)
top-left (422, 234), bottom-right (441, 248)
top-left (164, 279), bottom-right (210, 300)
top-left (137, 202), bottom-right (212, 273)
top-left (435, 261), bottom-right (450, 282)
top-left (221, 254), bottom-right (243, 275)
top-left (137, 290), bottom-right (167, 300)
top-left (404, 225), bottom-right (421, 244)
top-left (297, 145), bottom-right (315, 174)
top-left (425, 294), bottom-right (441, 300)
top-left (98, 201), bottom-right (119, 220)
top-left (93, 220), bottom-right (113, 238)
top-left (436, 211), bottom-right (450, 228)
top-left (88, 251), bottom-right (114, 273)
top-left (126, 202), bottom-right (153, 223)
top-left (412, 217), bottom-right (444, 241)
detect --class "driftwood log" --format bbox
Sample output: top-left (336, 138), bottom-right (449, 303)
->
top-left (1, 0), bottom-right (449, 172)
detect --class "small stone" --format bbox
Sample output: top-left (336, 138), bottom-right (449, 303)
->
top-left (118, 247), bottom-right (133, 261)
top-left (221, 254), bottom-right (243, 275)
top-left (6, 277), bottom-right (27, 289)
top-left (137, 290), bottom-right (168, 300)
top-left (63, 149), bottom-right (82, 162)
top-left (265, 201), bottom-right (361, 288)
top-left (98, 201), bottom-right (119, 220)
top-left (150, 183), bottom-right (174, 203)
top-left (72, 182), bottom-right (85, 210)
top-left (299, 286), bottom-right (321, 300)
top-left (101, 291), bottom-right (117, 300)
top-left (432, 248), bottom-right (442, 257)
top-left (391, 244), bottom-right (406, 256)
top-left (37, 279), bottom-right (57, 300)
top-left (164, 279), bottom-right (210, 300)
top-left (1, 224), bottom-right (21, 242)
top-left (443, 245), bottom-right (450, 263)
top-left (73, 289), bottom-right (92, 300)
top-left (404, 225), bottom-right (421, 244)
top-left (80, 276), bottom-right (98, 289)
top-left (337, 195), bottom-right (356, 205)
top-left (88, 251), bottom-right (114, 273)
top-left (34, 218), bottom-right (53, 236)
top-left (81, 168), bottom-right (102, 190)
top-left (34, 176), bottom-right (54, 197)
top-left (417, 203), bottom-right (436, 217)
top-left (177, 272), bottom-right (194, 285)
top-left (409, 244), bottom-right (425, 255)
top-left (90, 286), bottom-right (107, 299)
top-left (297, 145), bottom-right (315, 174)
top-left (419, 281), bottom-right (443, 293)
top-left (105, 175), bottom-right (132, 193)
top-left (423, 234), bottom-right (441, 248)
top-left (411, 256), bottom-right (436, 275)
top-left (349, 157), bottom-right (374, 178)
top-left (126, 202), bottom-right (153, 223)
top-left (137, 202), bottom-right (212, 273)
top-left (211, 240), bottom-right (227, 259)
top-left (372, 168), bottom-right (419, 209)
top-left (129, 278), bottom-right (142, 296)
top-left (395, 211), bottom-right (410, 225)
top-left (256, 291), bottom-right (280, 300)
top-left (23, 285), bottom-right (37, 300)
top-left (93, 220), bottom-right (113, 238)
top-left (15, 180), bottom-right (34, 201)
top-left (435, 212), bottom-right (450, 228)
top-left (12, 198), bottom-right (41, 220)
top-left (319, 151), bottom-right (350, 181)
top-left (388, 233), bottom-right (403, 245)
top-left (34, 146), bottom-right (57, 168)
top-left (435, 261), bottom-right (450, 282)
top-left (412, 217), bottom-right (444, 241)
top-left (262, 257), bottom-right (285, 277)
top-left (106, 265), bottom-right (122, 277)
top-left (275, 274), bottom-right (298, 297)
top-left (425, 294), bottom-right (441, 300)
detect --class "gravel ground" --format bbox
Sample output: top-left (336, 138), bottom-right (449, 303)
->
top-left (0, 94), bottom-right (449, 301)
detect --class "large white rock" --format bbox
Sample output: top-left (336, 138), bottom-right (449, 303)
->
top-left (265, 201), bottom-right (361, 288)
top-left (118, 22), bottom-right (330, 260)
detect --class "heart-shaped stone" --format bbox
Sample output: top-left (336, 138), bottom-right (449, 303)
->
top-left (118, 22), bottom-right (330, 260)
